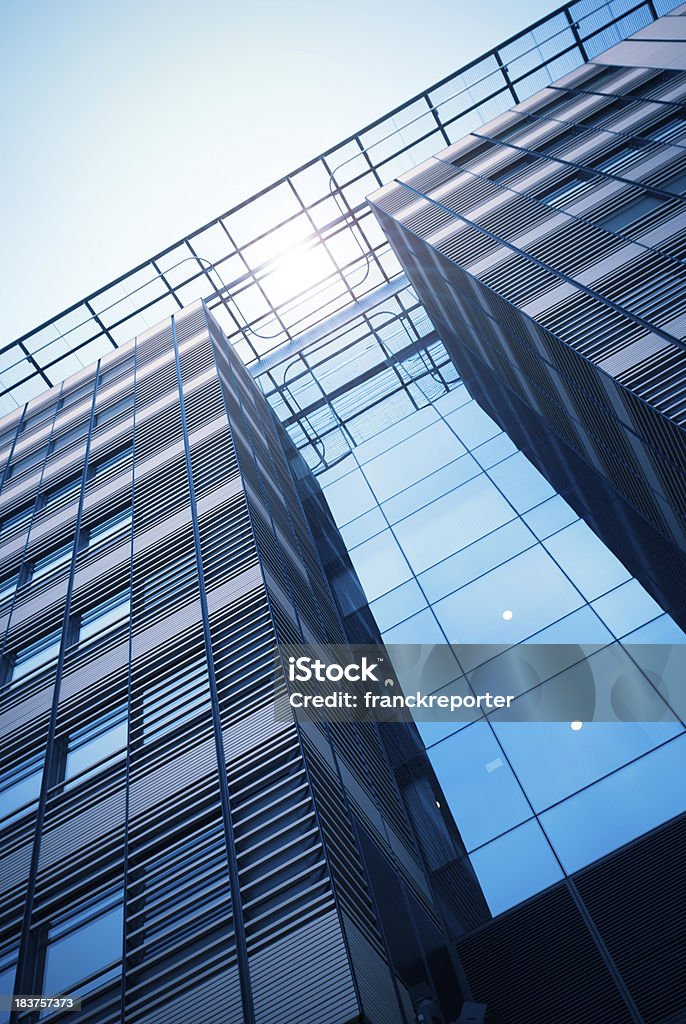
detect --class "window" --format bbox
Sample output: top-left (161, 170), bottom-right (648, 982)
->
top-left (77, 592), bottom-right (130, 648)
top-left (492, 153), bottom-right (536, 183)
top-left (7, 630), bottom-right (62, 689)
top-left (86, 506), bottom-right (132, 550)
top-left (0, 948), bottom-right (18, 1024)
top-left (41, 475), bottom-right (81, 513)
top-left (6, 445), bottom-right (48, 480)
top-left (41, 891), bottom-right (122, 999)
top-left (0, 572), bottom-right (19, 604)
top-left (94, 393), bottom-right (133, 427)
top-left (63, 708), bottom-right (127, 788)
top-left (0, 754), bottom-right (43, 827)
top-left (0, 503), bottom-right (33, 539)
top-left (98, 354), bottom-right (134, 384)
top-left (60, 380), bottom-right (93, 410)
top-left (537, 173), bottom-right (593, 209)
top-left (20, 400), bottom-right (59, 432)
top-left (50, 421), bottom-right (87, 456)
top-left (30, 542), bottom-right (73, 586)
top-left (90, 444), bottom-right (132, 480)
top-left (597, 192), bottom-right (665, 233)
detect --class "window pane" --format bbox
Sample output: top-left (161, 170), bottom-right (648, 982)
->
top-left (9, 631), bottom-right (62, 688)
top-left (470, 819), bottom-right (564, 915)
top-left (43, 897), bottom-right (123, 997)
top-left (31, 543), bottom-right (73, 585)
top-left (79, 593), bottom-right (130, 646)
top-left (0, 757), bottom-right (43, 826)
top-left (87, 507), bottom-right (132, 549)
top-left (541, 736), bottom-right (686, 873)
top-left (65, 711), bottom-right (128, 786)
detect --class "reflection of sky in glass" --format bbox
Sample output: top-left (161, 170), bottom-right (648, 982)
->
top-left (319, 382), bottom-right (686, 915)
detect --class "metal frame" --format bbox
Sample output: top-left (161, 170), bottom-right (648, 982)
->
top-left (0, 0), bottom-right (679, 421)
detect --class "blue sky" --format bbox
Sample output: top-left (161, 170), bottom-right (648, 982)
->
top-left (1, 0), bottom-right (556, 347)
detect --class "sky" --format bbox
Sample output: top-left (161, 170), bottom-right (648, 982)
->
top-left (1, 0), bottom-right (558, 348)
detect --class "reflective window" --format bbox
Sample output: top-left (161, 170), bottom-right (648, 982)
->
top-left (50, 421), bottom-right (87, 455)
top-left (30, 542), bottom-right (73, 585)
top-left (63, 709), bottom-right (128, 787)
top-left (591, 580), bottom-right (663, 638)
top-left (42, 891), bottom-right (123, 997)
top-left (7, 630), bottom-right (62, 689)
top-left (7, 445), bottom-right (48, 480)
top-left (86, 506), bottom-right (132, 550)
top-left (363, 420), bottom-right (466, 502)
top-left (444, 400), bottom-right (501, 449)
top-left (78, 592), bottom-right (130, 647)
top-left (0, 573), bottom-right (19, 605)
top-left (349, 530), bottom-right (412, 602)
top-left (42, 475), bottom-right (81, 513)
top-left (434, 545), bottom-right (584, 645)
top-left (522, 494), bottom-right (578, 540)
top-left (60, 381), bottom-right (93, 410)
top-left (94, 394), bottom-right (133, 427)
top-left (91, 444), bottom-right (132, 478)
top-left (381, 452), bottom-right (481, 525)
top-left (0, 754), bottom-right (43, 826)
top-left (541, 736), bottom-right (686, 873)
top-left (0, 949), bottom-right (17, 1024)
top-left (319, 469), bottom-right (376, 526)
top-left (0, 504), bottom-right (34, 540)
top-left (493, 718), bottom-right (682, 814)
top-left (394, 475), bottom-right (516, 575)
top-left (428, 722), bottom-right (532, 849)
top-left (470, 820), bottom-right (563, 916)
top-left (544, 520), bottom-right (631, 601)
top-left (487, 453), bottom-right (555, 514)
top-left (370, 579), bottom-right (426, 632)
top-left (419, 519), bottom-right (534, 604)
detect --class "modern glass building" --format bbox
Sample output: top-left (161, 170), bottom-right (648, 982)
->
top-left (1, 2), bottom-right (686, 1023)
top-left (0, 304), bottom-right (486, 1024)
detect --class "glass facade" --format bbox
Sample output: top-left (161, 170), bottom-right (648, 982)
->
top-left (313, 374), bottom-right (686, 914)
top-left (2, 3), bottom-right (685, 1022)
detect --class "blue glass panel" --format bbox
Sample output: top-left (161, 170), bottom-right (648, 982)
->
top-left (445, 401), bottom-right (501, 448)
top-left (356, 406), bottom-right (438, 464)
top-left (592, 580), bottom-right (664, 638)
top-left (419, 519), bottom-right (535, 603)
top-left (541, 735), bottom-right (686, 873)
top-left (382, 453), bottom-right (481, 525)
top-left (370, 579), bottom-right (426, 632)
top-left (471, 431), bottom-right (518, 468)
top-left (544, 520), bottom-right (631, 600)
top-left (382, 609), bottom-right (447, 644)
top-left (487, 453), bottom-right (556, 513)
top-left (348, 530), bottom-right (412, 602)
top-left (434, 546), bottom-right (585, 645)
top-left (524, 605), bottom-right (613, 644)
top-left (470, 820), bottom-right (563, 915)
top-left (65, 716), bottom-right (128, 786)
top-left (434, 384), bottom-right (472, 415)
top-left (44, 902), bottom-right (123, 996)
top-left (321, 469), bottom-right (377, 525)
top-left (521, 494), bottom-right (578, 540)
top-left (428, 722), bottom-right (532, 848)
top-left (0, 760), bottom-right (42, 825)
top-left (364, 420), bottom-right (466, 502)
top-left (494, 719), bottom-right (683, 812)
top-left (394, 475), bottom-right (516, 575)
top-left (621, 615), bottom-right (686, 643)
